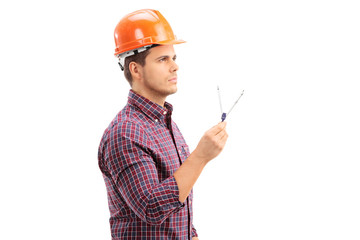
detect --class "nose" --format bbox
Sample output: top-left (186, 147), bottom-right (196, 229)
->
top-left (170, 60), bottom-right (179, 72)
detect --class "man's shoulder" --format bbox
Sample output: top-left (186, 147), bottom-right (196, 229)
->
top-left (105, 105), bottom-right (152, 141)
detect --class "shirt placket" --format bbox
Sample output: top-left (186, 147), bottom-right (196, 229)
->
top-left (163, 114), bottom-right (191, 240)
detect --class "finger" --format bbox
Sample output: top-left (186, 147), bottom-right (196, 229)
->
top-left (215, 122), bottom-right (227, 136)
top-left (219, 130), bottom-right (228, 141)
top-left (209, 122), bottom-right (227, 135)
top-left (220, 131), bottom-right (228, 142)
top-left (219, 130), bottom-right (229, 141)
top-left (218, 121), bottom-right (227, 128)
top-left (218, 132), bottom-right (228, 149)
top-left (220, 134), bottom-right (228, 148)
top-left (215, 129), bottom-right (228, 141)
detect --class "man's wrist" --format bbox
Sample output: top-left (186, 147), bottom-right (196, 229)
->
top-left (189, 149), bottom-right (209, 167)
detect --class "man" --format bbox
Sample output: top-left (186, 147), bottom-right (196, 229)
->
top-left (98, 9), bottom-right (228, 239)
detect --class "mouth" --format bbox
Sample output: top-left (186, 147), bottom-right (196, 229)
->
top-left (168, 77), bottom-right (177, 83)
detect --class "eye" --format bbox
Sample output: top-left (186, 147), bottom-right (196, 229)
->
top-left (159, 57), bottom-right (167, 62)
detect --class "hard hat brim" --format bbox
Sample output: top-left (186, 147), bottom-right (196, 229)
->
top-left (157, 39), bottom-right (186, 45)
top-left (115, 39), bottom-right (186, 56)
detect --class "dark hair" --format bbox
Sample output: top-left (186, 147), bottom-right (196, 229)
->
top-left (123, 45), bottom-right (158, 86)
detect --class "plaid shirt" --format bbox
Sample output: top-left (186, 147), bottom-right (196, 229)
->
top-left (98, 90), bottom-right (198, 239)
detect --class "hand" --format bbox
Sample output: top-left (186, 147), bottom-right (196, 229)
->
top-left (192, 237), bottom-right (199, 240)
top-left (193, 122), bottom-right (228, 164)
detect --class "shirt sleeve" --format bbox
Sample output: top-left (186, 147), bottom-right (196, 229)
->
top-left (191, 223), bottom-right (198, 237)
top-left (105, 121), bottom-right (185, 225)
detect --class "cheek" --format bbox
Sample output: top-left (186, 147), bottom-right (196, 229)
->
top-left (146, 65), bottom-right (168, 82)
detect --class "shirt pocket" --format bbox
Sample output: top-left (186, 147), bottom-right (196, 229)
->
top-left (180, 144), bottom-right (190, 160)
top-left (173, 130), bottom-right (190, 163)
top-left (176, 140), bottom-right (190, 163)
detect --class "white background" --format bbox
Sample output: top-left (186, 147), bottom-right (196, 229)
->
top-left (1, 0), bottom-right (359, 239)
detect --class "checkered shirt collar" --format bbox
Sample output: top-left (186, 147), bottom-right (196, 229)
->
top-left (128, 90), bottom-right (173, 121)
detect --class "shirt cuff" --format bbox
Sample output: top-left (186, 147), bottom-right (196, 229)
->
top-left (162, 176), bottom-right (185, 211)
top-left (191, 224), bottom-right (198, 237)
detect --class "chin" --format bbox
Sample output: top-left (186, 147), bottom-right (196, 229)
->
top-left (163, 85), bottom-right (177, 95)
top-left (169, 86), bottom-right (178, 95)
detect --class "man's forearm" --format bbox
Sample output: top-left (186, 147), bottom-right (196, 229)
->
top-left (174, 122), bottom-right (228, 203)
top-left (173, 153), bottom-right (207, 203)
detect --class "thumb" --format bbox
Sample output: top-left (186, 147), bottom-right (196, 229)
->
top-left (209, 121), bottom-right (227, 134)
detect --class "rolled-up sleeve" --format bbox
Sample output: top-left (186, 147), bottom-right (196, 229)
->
top-left (191, 223), bottom-right (198, 237)
top-left (106, 121), bottom-right (185, 225)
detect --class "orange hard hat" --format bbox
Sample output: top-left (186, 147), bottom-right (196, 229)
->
top-left (114, 9), bottom-right (185, 56)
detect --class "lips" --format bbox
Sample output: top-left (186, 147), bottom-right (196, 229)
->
top-left (168, 77), bottom-right (177, 83)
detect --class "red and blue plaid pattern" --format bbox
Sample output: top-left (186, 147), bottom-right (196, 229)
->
top-left (98, 90), bottom-right (198, 239)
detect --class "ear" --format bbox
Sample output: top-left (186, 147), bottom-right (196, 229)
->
top-left (129, 62), bottom-right (142, 81)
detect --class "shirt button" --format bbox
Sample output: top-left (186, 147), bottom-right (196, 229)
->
top-left (155, 119), bottom-right (158, 123)
top-left (163, 111), bottom-right (167, 115)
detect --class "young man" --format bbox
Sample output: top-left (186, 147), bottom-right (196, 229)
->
top-left (98, 9), bottom-right (228, 240)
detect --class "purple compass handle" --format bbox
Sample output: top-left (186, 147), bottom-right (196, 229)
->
top-left (221, 113), bottom-right (227, 122)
